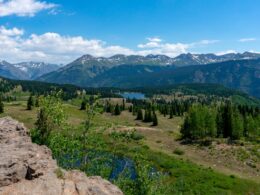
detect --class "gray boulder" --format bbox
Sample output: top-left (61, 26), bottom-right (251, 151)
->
top-left (0, 117), bottom-right (123, 195)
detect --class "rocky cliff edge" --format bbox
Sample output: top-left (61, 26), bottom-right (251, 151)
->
top-left (0, 117), bottom-right (123, 195)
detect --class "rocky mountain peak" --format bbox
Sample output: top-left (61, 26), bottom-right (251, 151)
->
top-left (78, 54), bottom-right (95, 62)
top-left (0, 60), bottom-right (11, 66)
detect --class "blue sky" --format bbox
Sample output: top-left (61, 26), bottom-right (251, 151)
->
top-left (0, 0), bottom-right (259, 64)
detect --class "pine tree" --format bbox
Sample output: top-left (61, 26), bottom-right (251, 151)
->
top-left (143, 109), bottom-right (151, 122)
top-left (34, 108), bottom-right (48, 144)
top-left (132, 105), bottom-right (136, 115)
top-left (27, 95), bottom-right (34, 110)
top-left (0, 98), bottom-right (4, 114)
top-left (216, 107), bottom-right (224, 137)
top-left (114, 104), bottom-right (121, 115)
top-left (35, 96), bottom-right (40, 107)
top-left (172, 102), bottom-right (177, 116)
top-left (152, 111), bottom-right (158, 126)
top-left (128, 105), bottom-right (133, 112)
top-left (110, 105), bottom-right (115, 114)
top-left (143, 109), bottom-right (148, 122)
top-left (147, 109), bottom-right (152, 122)
top-left (136, 109), bottom-right (143, 120)
top-left (163, 105), bottom-right (167, 117)
top-left (106, 102), bottom-right (111, 113)
top-left (32, 91), bottom-right (66, 145)
top-left (89, 95), bottom-right (95, 105)
top-left (122, 99), bottom-right (125, 110)
top-left (80, 100), bottom-right (87, 110)
top-left (169, 106), bottom-right (173, 119)
top-left (223, 102), bottom-right (233, 138)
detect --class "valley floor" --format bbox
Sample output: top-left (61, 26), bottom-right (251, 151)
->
top-left (1, 100), bottom-right (259, 182)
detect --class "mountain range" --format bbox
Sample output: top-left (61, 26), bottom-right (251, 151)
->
top-left (172, 52), bottom-right (260, 66)
top-left (86, 59), bottom-right (260, 97)
top-left (0, 52), bottom-right (259, 97)
top-left (0, 61), bottom-right (60, 80)
top-left (37, 52), bottom-right (260, 97)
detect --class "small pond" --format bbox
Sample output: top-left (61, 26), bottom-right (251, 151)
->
top-left (119, 92), bottom-right (145, 100)
top-left (57, 150), bottom-right (160, 182)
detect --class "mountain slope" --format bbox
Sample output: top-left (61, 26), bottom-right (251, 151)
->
top-left (13, 62), bottom-right (60, 79)
top-left (90, 64), bottom-right (175, 87)
top-left (37, 54), bottom-right (177, 86)
top-left (38, 53), bottom-right (260, 97)
top-left (87, 59), bottom-right (260, 97)
top-left (38, 52), bottom-right (260, 85)
top-left (38, 52), bottom-right (260, 84)
top-left (0, 60), bottom-right (60, 80)
top-left (0, 61), bottom-right (28, 80)
top-left (172, 52), bottom-right (260, 66)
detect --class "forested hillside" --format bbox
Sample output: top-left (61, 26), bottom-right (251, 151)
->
top-left (87, 59), bottom-right (260, 98)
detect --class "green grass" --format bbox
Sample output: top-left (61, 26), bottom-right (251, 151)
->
top-left (0, 101), bottom-right (37, 129)
top-left (107, 138), bottom-right (260, 195)
top-left (1, 99), bottom-right (260, 195)
top-left (47, 121), bottom-right (260, 195)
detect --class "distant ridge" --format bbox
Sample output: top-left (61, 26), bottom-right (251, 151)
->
top-left (37, 53), bottom-right (260, 97)
top-left (1, 52), bottom-right (259, 97)
top-left (0, 61), bottom-right (60, 80)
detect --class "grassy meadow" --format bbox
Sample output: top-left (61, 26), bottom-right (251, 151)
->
top-left (1, 98), bottom-right (260, 194)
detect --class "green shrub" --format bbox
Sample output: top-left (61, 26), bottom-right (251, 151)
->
top-left (109, 130), bottom-right (144, 141)
top-left (173, 148), bottom-right (185, 155)
top-left (55, 168), bottom-right (64, 179)
top-left (131, 131), bottom-right (144, 141)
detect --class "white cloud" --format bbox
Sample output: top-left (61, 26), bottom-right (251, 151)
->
top-left (147, 37), bottom-right (162, 42)
top-left (0, 26), bottom-right (135, 64)
top-left (0, 26), bottom-right (24, 36)
top-left (196, 39), bottom-right (219, 45)
top-left (238, 38), bottom-right (256, 42)
top-left (137, 42), bottom-right (189, 57)
top-left (189, 39), bottom-right (219, 47)
top-left (138, 42), bottom-right (161, 49)
top-left (0, 26), bottom-right (221, 64)
top-left (137, 37), bottom-right (189, 56)
top-left (0, 0), bottom-right (57, 17)
top-left (137, 38), bottom-right (218, 56)
top-left (138, 37), bottom-right (163, 48)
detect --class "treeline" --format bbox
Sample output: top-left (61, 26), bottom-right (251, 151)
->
top-left (130, 83), bottom-right (254, 98)
top-left (157, 100), bottom-right (191, 117)
top-left (0, 77), bottom-right (122, 101)
top-left (127, 96), bottom-right (225, 118)
top-left (128, 101), bottom-right (158, 125)
top-left (103, 99), bottom-right (126, 116)
top-left (181, 102), bottom-right (260, 141)
top-left (102, 99), bottom-right (158, 126)
top-left (0, 78), bottom-right (80, 100)
top-left (133, 105), bottom-right (158, 126)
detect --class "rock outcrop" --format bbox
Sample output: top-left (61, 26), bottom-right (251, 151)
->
top-left (0, 117), bottom-right (123, 195)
